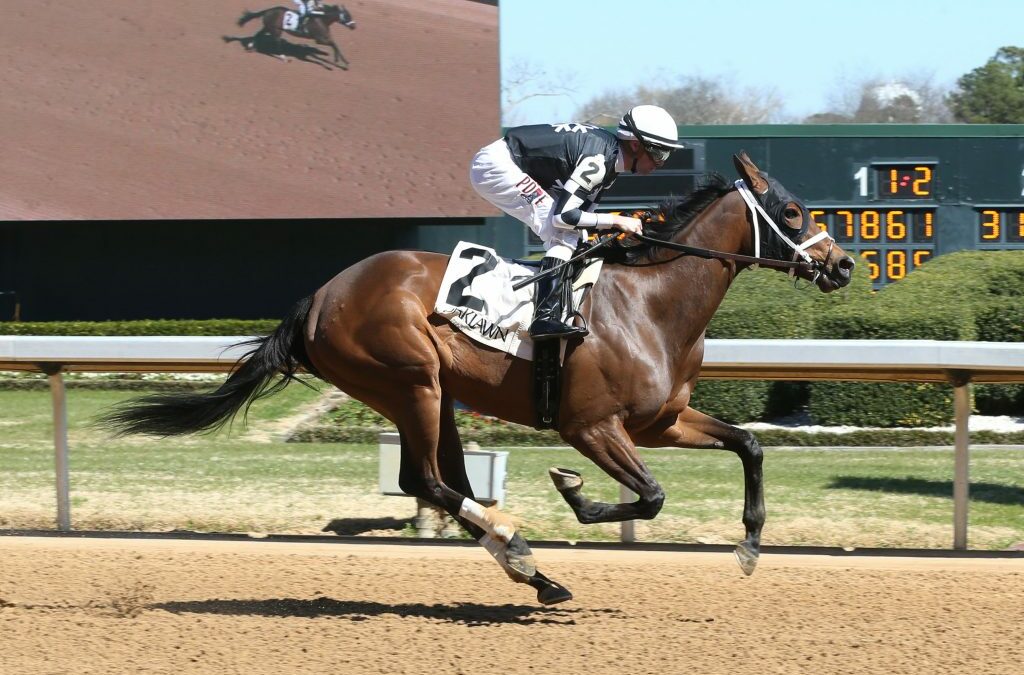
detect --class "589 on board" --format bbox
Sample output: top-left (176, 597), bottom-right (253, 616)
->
top-left (810, 206), bottom-right (935, 285)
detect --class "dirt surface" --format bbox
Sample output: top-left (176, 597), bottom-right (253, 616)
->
top-left (1, 536), bottom-right (1021, 674)
top-left (0, 0), bottom-right (499, 219)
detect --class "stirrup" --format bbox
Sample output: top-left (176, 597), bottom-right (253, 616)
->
top-left (529, 318), bottom-right (588, 341)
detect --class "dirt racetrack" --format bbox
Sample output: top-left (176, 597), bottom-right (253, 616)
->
top-left (0, 0), bottom-right (498, 220)
top-left (1, 536), bottom-right (1021, 674)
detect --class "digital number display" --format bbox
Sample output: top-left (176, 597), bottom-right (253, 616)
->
top-left (873, 163), bottom-right (936, 199)
top-left (977, 207), bottom-right (1024, 244)
top-left (858, 249), bottom-right (933, 285)
top-left (809, 207), bottom-right (935, 244)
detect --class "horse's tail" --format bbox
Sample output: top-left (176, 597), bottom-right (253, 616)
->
top-left (237, 9), bottom-right (271, 27)
top-left (100, 296), bottom-right (320, 437)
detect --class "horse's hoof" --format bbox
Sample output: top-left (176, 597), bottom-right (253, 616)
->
top-left (529, 571), bottom-right (573, 606)
top-left (505, 551), bottom-right (537, 581)
top-left (734, 541), bottom-right (759, 576)
top-left (537, 583), bottom-right (573, 606)
top-left (549, 467), bottom-right (583, 492)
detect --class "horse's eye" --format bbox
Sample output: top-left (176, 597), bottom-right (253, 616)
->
top-left (784, 208), bottom-right (799, 219)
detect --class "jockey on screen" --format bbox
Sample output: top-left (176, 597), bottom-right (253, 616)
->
top-left (469, 105), bottom-right (684, 341)
top-left (293, 0), bottom-right (324, 31)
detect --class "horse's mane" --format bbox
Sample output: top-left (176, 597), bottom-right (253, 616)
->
top-left (605, 172), bottom-right (733, 264)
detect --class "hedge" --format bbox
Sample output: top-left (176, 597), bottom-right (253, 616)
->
top-left (288, 398), bottom-right (1024, 447)
top-left (973, 302), bottom-right (1024, 414)
top-left (807, 251), bottom-right (1024, 426)
top-left (693, 263), bottom-right (875, 422)
top-left (0, 319), bottom-right (278, 336)
top-left (0, 377), bottom-right (220, 392)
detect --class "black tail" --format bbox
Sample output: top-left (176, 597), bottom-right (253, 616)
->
top-left (100, 296), bottom-right (318, 437)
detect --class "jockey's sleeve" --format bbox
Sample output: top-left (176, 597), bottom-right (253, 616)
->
top-left (550, 179), bottom-right (614, 230)
top-left (550, 152), bottom-right (615, 230)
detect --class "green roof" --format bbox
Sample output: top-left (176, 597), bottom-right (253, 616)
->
top-left (673, 124), bottom-right (1024, 138)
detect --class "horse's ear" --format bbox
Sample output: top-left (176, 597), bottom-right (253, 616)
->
top-left (733, 151), bottom-right (769, 194)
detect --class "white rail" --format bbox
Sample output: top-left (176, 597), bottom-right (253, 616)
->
top-left (3, 336), bottom-right (1024, 547)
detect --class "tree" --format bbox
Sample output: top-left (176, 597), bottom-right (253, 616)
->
top-left (803, 75), bottom-right (952, 124)
top-left (501, 58), bottom-right (578, 126)
top-left (949, 46), bottom-right (1024, 123)
top-left (575, 76), bottom-right (787, 126)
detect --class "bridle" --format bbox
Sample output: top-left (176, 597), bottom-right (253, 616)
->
top-left (731, 179), bottom-right (835, 283)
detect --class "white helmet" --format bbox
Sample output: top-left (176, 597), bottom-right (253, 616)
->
top-left (616, 105), bottom-right (684, 156)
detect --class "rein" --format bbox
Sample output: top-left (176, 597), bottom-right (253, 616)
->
top-left (631, 232), bottom-right (812, 273)
top-left (634, 180), bottom-right (831, 277)
top-left (514, 180), bottom-right (835, 289)
top-left (511, 234), bottom-right (621, 291)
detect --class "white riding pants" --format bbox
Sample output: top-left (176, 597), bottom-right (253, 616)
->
top-left (470, 139), bottom-right (578, 261)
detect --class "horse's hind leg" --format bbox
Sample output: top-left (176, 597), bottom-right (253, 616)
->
top-left (400, 392), bottom-right (571, 605)
top-left (552, 416), bottom-right (666, 523)
top-left (633, 406), bottom-right (765, 576)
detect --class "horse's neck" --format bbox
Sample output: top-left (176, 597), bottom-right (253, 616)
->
top-left (602, 191), bottom-right (751, 349)
top-left (669, 190), bottom-right (751, 264)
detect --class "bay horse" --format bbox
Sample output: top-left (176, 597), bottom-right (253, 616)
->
top-left (223, 4), bottom-right (356, 68)
top-left (103, 153), bottom-right (854, 605)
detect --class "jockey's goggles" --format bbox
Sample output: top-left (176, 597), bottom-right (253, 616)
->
top-left (643, 143), bottom-right (672, 165)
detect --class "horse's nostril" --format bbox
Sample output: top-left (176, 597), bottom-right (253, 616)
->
top-left (838, 256), bottom-right (855, 271)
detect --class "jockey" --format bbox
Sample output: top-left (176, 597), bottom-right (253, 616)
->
top-left (293, 0), bottom-right (324, 31)
top-left (469, 105), bottom-right (684, 341)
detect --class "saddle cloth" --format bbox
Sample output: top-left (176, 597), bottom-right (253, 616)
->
top-left (433, 241), bottom-right (602, 361)
top-left (282, 11), bottom-right (300, 31)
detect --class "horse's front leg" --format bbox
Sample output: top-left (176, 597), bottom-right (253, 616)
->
top-left (320, 38), bottom-right (348, 68)
top-left (633, 406), bottom-right (765, 576)
top-left (552, 417), bottom-right (665, 523)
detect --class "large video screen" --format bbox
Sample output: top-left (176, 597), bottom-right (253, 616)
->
top-left (0, 0), bottom-right (499, 220)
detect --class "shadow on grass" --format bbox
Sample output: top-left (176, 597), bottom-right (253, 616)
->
top-left (828, 476), bottom-right (1024, 505)
top-left (321, 516), bottom-right (413, 535)
top-left (151, 597), bottom-right (597, 625)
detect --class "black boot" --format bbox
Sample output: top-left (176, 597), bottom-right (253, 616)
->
top-left (529, 257), bottom-right (588, 341)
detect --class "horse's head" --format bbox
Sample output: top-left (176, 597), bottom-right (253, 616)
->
top-left (733, 151), bottom-right (854, 292)
top-left (325, 5), bottom-right (357, 29)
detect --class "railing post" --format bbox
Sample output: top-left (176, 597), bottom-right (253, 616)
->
top-left (948, 370), bottom-right (971, 550)
top-left (620, 484), bottom-right (635, 543)
top-left (41, 364), bottom-right (71, 531)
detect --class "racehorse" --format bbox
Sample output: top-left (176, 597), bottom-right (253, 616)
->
top-left (102, 153), bottom-right (854, 605)
top-left (223, 4), bottom-right (356, 68)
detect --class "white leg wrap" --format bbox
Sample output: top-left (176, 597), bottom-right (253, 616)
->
top-left (459, 498), bottom-right (516, 543)
top-left (461, 498), bottom-right (533, 583)
top-left (458, 497), bottom-right (488, 525)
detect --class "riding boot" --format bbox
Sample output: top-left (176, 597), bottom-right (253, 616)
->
top-left (529, 257), bottom-right (588, 341)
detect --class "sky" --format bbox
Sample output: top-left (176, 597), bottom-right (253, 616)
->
top-left (499, 0), bottom-right (1024, 125)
